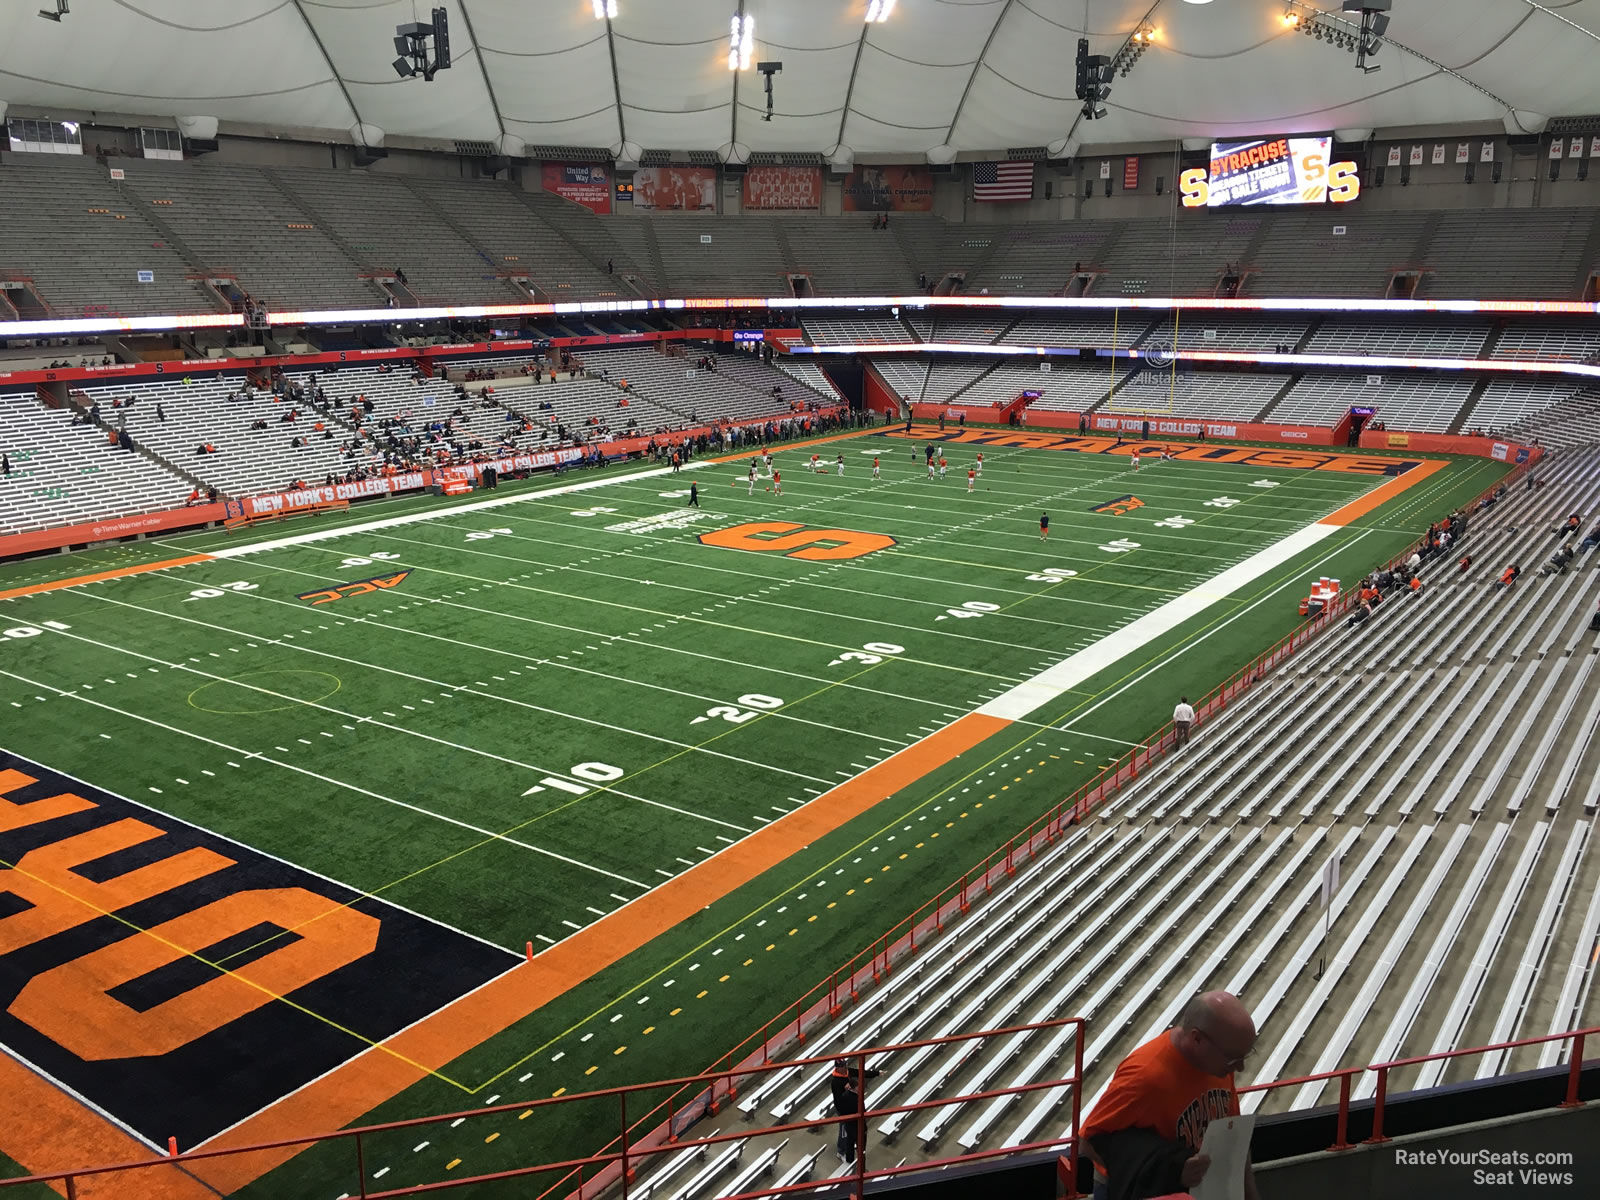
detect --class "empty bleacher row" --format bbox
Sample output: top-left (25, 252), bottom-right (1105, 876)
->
top-left (4, 153), bottom-right (1596, 318)
top-left (0, 388), bottom-right (194, 532)
top-left (626, 446), bottom-right (1600, 1196)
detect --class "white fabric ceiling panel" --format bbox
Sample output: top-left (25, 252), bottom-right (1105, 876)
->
top-left (610, 0), bottom-right (731, 149)
top-left (0, 1), bottom-right (1597, 157)
top-left (950, 1), bottom-right (1084, 150)
top-left (1468, 2), bottom-right (1600, 118)
top-left (0, 0), bottom-right (348, 130)
top-left (843, 42), bottom-right (970, 150)
top-left (478, 0), bottom-right (621, 148)
top-left (307, 0), bottom-right (498, 142)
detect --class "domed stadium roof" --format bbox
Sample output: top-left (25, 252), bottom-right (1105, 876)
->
top-left (0, 0), bottom-right (1595, 157)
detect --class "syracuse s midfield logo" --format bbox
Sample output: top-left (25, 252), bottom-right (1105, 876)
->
top-left (296, 571), bottom-right (411, 606)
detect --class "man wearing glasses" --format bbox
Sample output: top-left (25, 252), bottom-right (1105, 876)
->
top-left (1081, 991), bottom-right (1260, 1200)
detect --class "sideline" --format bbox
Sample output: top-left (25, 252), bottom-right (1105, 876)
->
top-left (0, 430), bottom-right (1449, 1195)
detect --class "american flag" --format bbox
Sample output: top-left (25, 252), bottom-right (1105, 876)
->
top-left (972, 160), bottom-right (1035, 202)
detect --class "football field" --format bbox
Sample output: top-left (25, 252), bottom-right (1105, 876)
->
top-left (0, 425), bottom-right (1507, 1197)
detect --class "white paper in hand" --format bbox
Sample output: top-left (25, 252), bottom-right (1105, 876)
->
top-left (1189, 1113), bottom-right (1256, 1200)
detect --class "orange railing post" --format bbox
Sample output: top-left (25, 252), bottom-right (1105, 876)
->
top-left (1331, 1073), bottom-right (1352, 1151)
top-left (1562, 1031), bottom-right (1585, 1108)
top-left (1366, 1066), bottom-right (1390, 1144)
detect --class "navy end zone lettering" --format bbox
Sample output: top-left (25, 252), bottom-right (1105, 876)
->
top-left (0, 753), bottom-right (512, 1147)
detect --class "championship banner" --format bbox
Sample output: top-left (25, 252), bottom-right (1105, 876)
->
top-left (540, 163), bottom-right (613, 214)
top-left (1123, 156), bottom-right (1140, 191)
top-left (742, 165), bottom-right (822, 210)
top-left (634, 166), bottom-right (718, 211)
top-left (840, 164), bottom-right (934, 211)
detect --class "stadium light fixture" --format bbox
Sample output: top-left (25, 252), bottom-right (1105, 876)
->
top-left (728, 13), bottom-right (754, 70)
top-left (1282, 10), bottom-right (1300, 27)
top-left (865, 0), bottom-right (896, 22)
top-left (591, 0), bottom-right (617, 18)
top-left (37, 0), bottom-right (67, 19)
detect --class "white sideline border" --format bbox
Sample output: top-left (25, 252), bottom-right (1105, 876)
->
top-left (199, 465), bottom-right (1351, 730)
top-left (977, 523), bottom-right (1340, 722)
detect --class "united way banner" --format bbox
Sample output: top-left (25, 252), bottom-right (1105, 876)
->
top-left (742, 165), bottom-right (822, 210)
top-left (840, 164), bottom-right (935, 212)
top-left (634, 166), bottom-right (718, 212)
top-left (541, 163), bottom-right (613, 214)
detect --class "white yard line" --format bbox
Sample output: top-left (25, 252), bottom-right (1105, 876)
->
top-left (76, 595), bottom-right (808, 804)
top-left (0, 667), bottom-right (650, 889)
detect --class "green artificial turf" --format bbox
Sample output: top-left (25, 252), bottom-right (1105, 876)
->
top-left (0, 429), bottom-right (1507, 1198)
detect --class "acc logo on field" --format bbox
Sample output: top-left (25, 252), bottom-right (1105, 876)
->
top-left (699, 521), bottom-right (895, 562)
top-left (1091, 494), bottom-right (1144, 516)
top-left (296, 571), bottom-right (411, 605)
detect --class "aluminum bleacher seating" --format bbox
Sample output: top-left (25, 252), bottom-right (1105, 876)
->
top-left (646, 216), bottom-right (789, 296)
top-left (711, 445), bottom-right (1600, 1170)
top-left (265, 167), bottom-right (504, 305)
top-left (0, 156), bottom-right (204, 316)
top-left (804, 317), bottom-right (914, 346)
top-left (1106, 370), bottom-right (1293, 421)
top-left (1247, 210), bottom-right (1435, 299)
top-left (871, 358), bottom-right (931, 406)
top-left (1460, 380), bottom-right (1582, 434)
top-left (965, 222), bottom-right (1123, 297)
top-left (119, 159), bottom-right (380, 311)
top-left (1000, 315), bottom-right (1152, 349)
top-left (0, 388), bottom-right (193, 531)
top-left (923, 359), bottom-right (999, 404)
top-left (1490, 320), bottom-right (1600, 363)
top-left (929, 314), bottom-right (1012, 344)
top-left (1025, 363), bottom-right (1136, 415)
top-left (1267, 371), bottom-right (1476, 431)
top-left (1141, 314), bottom-right (1310, 352)
top-left (406, 179), bottom-right (623, 300)
top-left (1422, 208), bottom-right (1595, 300)
top-left (789, 219), bottom-right (915, 294)
top-left (1306, 318), bottom-right (1490, 358)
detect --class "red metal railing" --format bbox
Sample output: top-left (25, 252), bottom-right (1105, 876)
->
top-left (0, 454), bottom-right (1534, 1198)
top-left (0, 1018), bottom-right (1089, 1200)
top-left (1239, 1025), bottom-right (1596, 1153)
top-left (3, 1020), bottom-right (1591, 1199)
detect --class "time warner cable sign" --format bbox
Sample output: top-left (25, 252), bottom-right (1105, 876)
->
top-left (1181, 137), bottom-right (1361, 207)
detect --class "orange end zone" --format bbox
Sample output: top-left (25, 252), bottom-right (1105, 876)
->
top-left (0, 554), bottom-right (216, 603)
top-left (1318, 456), bottom-right (1451, 526)
top-left (0, 711), bottom-right (1008, 1196)
top-left (0, 1055), bottom-right (217, 1200)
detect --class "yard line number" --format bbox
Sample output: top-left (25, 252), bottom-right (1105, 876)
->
top-left (690, 693), bottom-right (784, 725)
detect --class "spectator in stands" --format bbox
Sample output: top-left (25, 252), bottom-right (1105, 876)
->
top-left (1495, 564), bottom-right (1521, 590)
top-left (1348, 601), bottom-right (1373, 629)
top-left (1580, 519), bottom-right (1600, 552)
top-left (1590, 598), bottom-right (1600, 633)
top-left (1459, 554), bottom-right (1473, 574)
top-left (1082, 991), bottom-right (1258, 1200)
top-left (1407, 549), bottom-right (1423, 574)
top-left (1, 454), bottom-right (9, 477)
top-left (1172, 697), bottom-right (1196, 747)
top-left (830, 1058), bottom-right (878, 1166)
top-left (1540, 544), bottom-right (1576, 577)
top-left (394, 266), bottom-right (408, 286)
top-left (1555, 514), bottom-right (1582, 539)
